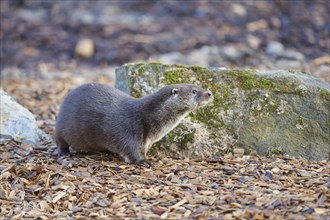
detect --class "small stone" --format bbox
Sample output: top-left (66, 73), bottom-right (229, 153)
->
top-left (246, 34), bottom-right (261, 49)
top-left (75, 38), bottom-right (94, 58)
top-left (222, 46), bottom-right (245, 61)
top-left (247, 19), bottom-right (268, 32)
top-left (271, 17), bottom-right (281, 28)
top-left (313, 56), bottom-right (330, 65)
top-left (283, 49), bottom-right (305, 60)
top-left (266, 41), bottom-right (284, 57)
top-left (231, 4), bottom-right (246, 16)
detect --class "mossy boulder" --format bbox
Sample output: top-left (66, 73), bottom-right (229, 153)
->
top-left (115, 63), bottom-right (330, 161)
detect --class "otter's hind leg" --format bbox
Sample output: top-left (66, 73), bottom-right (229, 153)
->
top-left (55, 134), bottom-right (70, 154)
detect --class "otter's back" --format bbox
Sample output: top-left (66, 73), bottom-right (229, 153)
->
top-left (56, 83), bottom-right (133, 151)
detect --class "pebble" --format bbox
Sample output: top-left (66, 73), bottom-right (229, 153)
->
top-left (222, 45), bottom-right (248, 62)
top-left (247, 19), bottom-right (268, 32)
top-left (266, 41), bottom-right (284, 57)
top-left (75, 38), bottom-right (94, 58)
top-left (231, 4), bottom-right (246, 16)
top-left (246, 34), bottom-right (261, 49)
top-left (283, 49), bottom-right (305, 60)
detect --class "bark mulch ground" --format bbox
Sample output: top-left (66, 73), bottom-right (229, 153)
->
top-left (1, 77), bottom-right (329, 219)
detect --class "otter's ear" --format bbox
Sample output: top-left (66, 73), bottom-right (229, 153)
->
top-left (171, 88), bottom-right (179, 96)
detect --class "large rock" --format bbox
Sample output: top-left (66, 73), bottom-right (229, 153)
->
top-left (115, 63), bottom-right (330, 161)
top-left (0, 90), bottom-right (49, 144)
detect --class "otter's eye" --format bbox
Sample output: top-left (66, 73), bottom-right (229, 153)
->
top-left (192, 90), bottom-right (197, 95)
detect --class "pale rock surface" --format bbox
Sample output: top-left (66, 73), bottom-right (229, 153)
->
top-left (0, 90), bottom-right (49, 143)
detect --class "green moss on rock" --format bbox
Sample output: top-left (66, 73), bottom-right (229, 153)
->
top-left (297, 118), bottom-right (305, 126)
top-left (165, 69), bottom-right (187, 84)
top-left (180, 131), bottom-right (195, 149)
top-left (270, 147), bottom-right (284, 155)
top-left (320, 89), bottom-right (330, 101)
top-left (227, 69), bottom-right (275, 90)
top-left (190, 66), bottom-right (208, 74)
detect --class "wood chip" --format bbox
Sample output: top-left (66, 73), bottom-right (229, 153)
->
top-left (52, 191), bottom-right (67, 203)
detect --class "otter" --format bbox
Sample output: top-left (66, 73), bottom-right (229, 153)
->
top-left (55, 83), bottom-right (213, 166)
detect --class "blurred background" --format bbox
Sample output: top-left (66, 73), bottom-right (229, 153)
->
top-left (0, 0), bottom-right (329, 82)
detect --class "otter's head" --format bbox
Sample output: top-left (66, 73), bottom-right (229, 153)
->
top-left (170, 84), bottom-right (213, 111)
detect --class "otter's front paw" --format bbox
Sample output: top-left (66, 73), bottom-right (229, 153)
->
top-left (58, 147), bottom-right (70, 155)
top-left (137, 159), bottom-right (152, 168)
